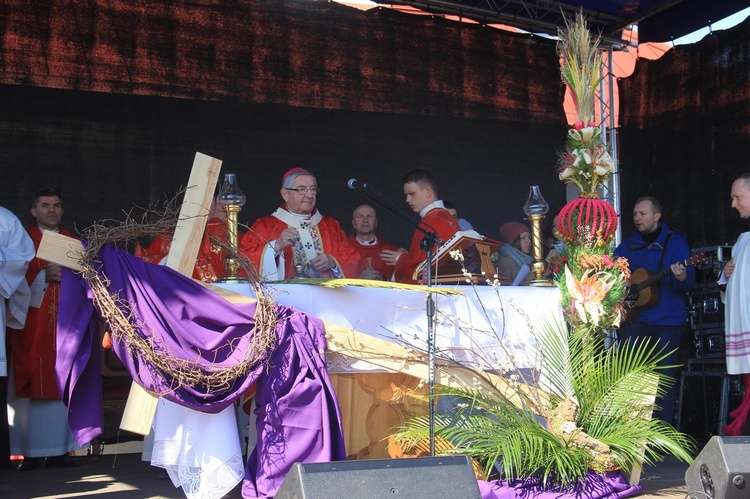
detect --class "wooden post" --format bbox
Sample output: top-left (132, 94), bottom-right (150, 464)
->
top-left (119, 152), bottom-right (222, 435)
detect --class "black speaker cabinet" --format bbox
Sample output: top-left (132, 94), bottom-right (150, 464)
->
top-left (275, 455), bottom-right (482, 499)
top-left (677, 371), bottom-right (732, 442)
top-left (685, 436), bottom-right (750, 499)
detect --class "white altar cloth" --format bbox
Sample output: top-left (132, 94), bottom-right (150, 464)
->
top-left (218, 282), bottom-right (564, 373)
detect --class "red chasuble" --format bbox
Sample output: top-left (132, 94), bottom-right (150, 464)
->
top-left (394, 208), bottom-right (460, 284)
top-left (10, 226), bottom-right (74, 399)
top-left (137, 218), bottom-right (241, 283)
top-left (240, 208), bottom-right (360, 279)
top-left (347, 234), bottom-right (400, 279)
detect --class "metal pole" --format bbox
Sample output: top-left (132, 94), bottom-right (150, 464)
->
top-left (425, 240), bottom-right (437, 456)
top-left (607, 46), bottom-right (622, 247)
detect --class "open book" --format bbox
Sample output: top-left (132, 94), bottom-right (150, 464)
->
top-left (416, 230), bottom-right (503, 284)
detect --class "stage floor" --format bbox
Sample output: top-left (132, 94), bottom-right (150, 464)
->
top-left (0, 450), bottom-right (691, 499)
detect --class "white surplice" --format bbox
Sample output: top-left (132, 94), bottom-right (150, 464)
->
top-left (724, 231), bottom-right (750, 374)
top-left (0, 206), bottom-right (35, 377)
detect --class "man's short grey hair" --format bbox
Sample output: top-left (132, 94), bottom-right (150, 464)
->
top-left (737, 173), bottom-right (750, 190)
top-left (283, 169), bottom-right (316, 189)
top-left (352, 203), bottom-right (376, 218)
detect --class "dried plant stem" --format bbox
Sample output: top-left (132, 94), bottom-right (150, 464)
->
top-left (557, 11), bottom-right (603, 125)
top-left (78, 194), bottom-right (277, 395)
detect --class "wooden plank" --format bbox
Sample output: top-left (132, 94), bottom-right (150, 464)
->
top-left (165, 152), bottom-right (223, 275)
top-left (37, 231), bottom-right (84, 271)
top-left (121, 152), bottom-right (222, 435)
top-left (37, 227), bottom-right (250, 435)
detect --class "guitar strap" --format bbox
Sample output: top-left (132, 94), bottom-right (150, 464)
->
top-left (655, 228), bottom-right (674, 285)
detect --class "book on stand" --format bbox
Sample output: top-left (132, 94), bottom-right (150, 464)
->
top-left (416, 230), bottom-right (503, 284)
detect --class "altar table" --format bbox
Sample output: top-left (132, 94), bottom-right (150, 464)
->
top-left (218, 282), bottom-right (564, 458)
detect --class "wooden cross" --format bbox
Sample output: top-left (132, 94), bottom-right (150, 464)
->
top-left (40, 151), bottom-right (223, 434)
top-left (120, 152), bottom-right (223, 433)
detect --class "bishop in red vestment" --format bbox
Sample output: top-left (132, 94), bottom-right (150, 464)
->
top-left (240, 168), bottom-right (359, 280)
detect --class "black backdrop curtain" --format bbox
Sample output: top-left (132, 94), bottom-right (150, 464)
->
top-left (618, 18), bottom-right (750, 249)
top-left (0, 0), bottom-right (569, 247)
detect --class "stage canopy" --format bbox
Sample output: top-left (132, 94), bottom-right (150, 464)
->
top-left (373, 0), bottom-right (750, 44)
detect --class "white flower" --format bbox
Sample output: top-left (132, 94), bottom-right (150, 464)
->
top-left (572, 148), bottom-right (592, 168)
top-left (579, 126), bottom-right (596, 144)
top-left (594, 150), bottom-right (614, 175)
top-left (567, 126), bottom-right (598, 145)
top-left (559, 167), bottom-right (575, 180)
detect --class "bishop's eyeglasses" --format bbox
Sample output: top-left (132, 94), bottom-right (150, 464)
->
top-left (286, 186), bottom-right (319, 195)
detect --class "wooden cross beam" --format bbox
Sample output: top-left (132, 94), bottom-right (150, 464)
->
top-left (121, 152), bottom-right (222, 434)
top-left (39, 151), bottom-right (223, 435)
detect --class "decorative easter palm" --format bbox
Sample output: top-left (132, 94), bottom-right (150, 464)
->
top-left (392, 312), bottom-right (694, 486)
top-left (556, 12), bottom-right (613, 199)
top-left (391, 12), bottom-right (694, 489)
top-left (554, 12), bottom-right (629, 337)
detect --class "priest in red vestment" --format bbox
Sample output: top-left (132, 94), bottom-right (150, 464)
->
top-left (240, 168), bottom-right (360, 280)
top-left (381, 169), bottom-right (460, 284)
top-left (348, 203), bottom-right (402, 280)
top-left (8, 188), bottom-right (79, 470)
top-left (137, 202), bottom-right (243, 283)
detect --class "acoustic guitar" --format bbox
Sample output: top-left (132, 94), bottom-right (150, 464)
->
top-left (626, 253), bottom-right (708, 308)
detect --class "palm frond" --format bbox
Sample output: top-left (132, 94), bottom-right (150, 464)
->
top-left (391, 315), bottom-right (695, 488)
top-left (597, 417), bottom-right (695, 470)
top-left (391, 386), bottom-right (593, 486)
top-left (536, 313), bottom-right (575, 402)
top-left (574, 337), bottom-right (674, 424)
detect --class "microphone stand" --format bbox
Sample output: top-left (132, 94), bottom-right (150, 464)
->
top-left (352, 184), bottom-right (441, 456)
top-left (422, 231), bottom-right (439, 457)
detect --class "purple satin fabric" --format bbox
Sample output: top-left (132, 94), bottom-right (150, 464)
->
top-left (56, 245), bottom-right (346, 498)
top-left (478, 471), bottom-right (643, 498)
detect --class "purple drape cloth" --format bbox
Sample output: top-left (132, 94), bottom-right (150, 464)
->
top-left (56, 245), bottom-right (346, 498)
top-left (478, 471), bottom-right (643, 498)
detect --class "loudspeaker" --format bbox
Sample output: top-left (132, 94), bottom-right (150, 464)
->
top-left (685, 436), bottom-right (750, 499)
top-left (275, 455), bottom-right (481, 499)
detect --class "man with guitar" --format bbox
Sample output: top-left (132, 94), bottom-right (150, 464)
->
top-left (614, 196), bottom-right (695, 426)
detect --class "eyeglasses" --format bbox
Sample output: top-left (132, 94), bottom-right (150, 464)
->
top-left (286, 186), bottom-right (319, 195)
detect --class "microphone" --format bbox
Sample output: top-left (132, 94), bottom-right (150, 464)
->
top-left (348, 178), bottom-right (371, 190)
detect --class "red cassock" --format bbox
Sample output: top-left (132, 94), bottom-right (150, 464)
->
top-left (10, 226), bottom-right (74, 399)
top-left (347, 234), bottom-right (400, 280)
top-left (240, 208), bottom-right (360, 279)
top-left (394, 208), bottom-right (460, 284)
top-left (137, 218), bottom-right (242, 283)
